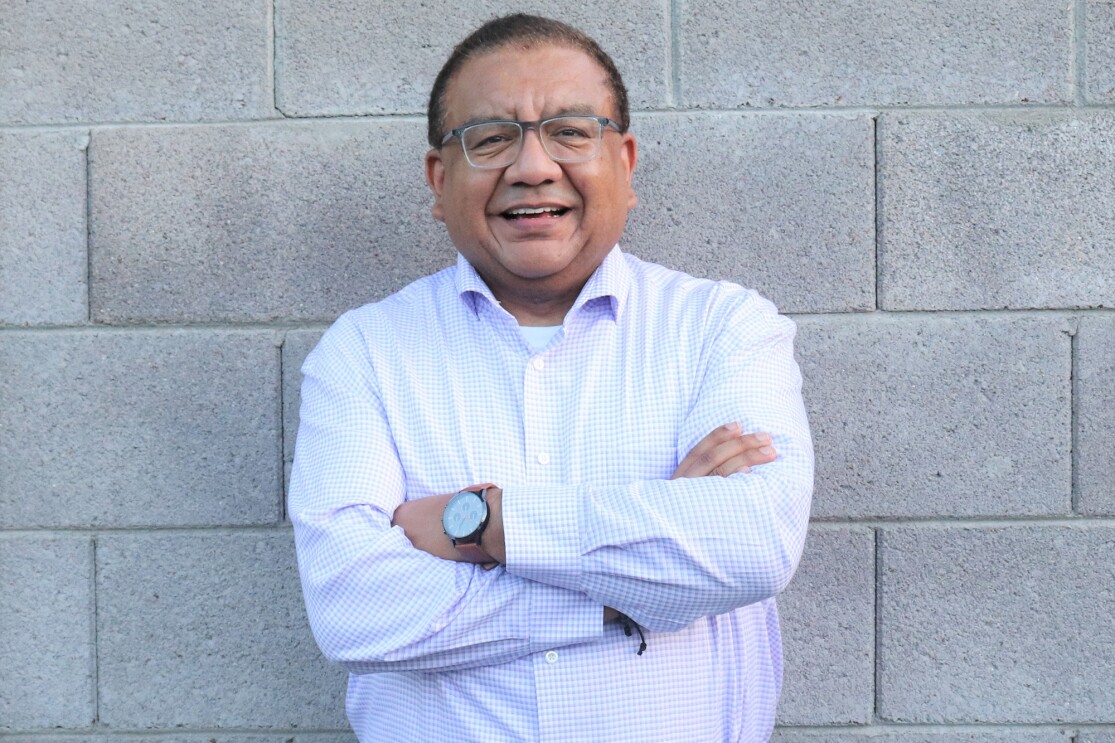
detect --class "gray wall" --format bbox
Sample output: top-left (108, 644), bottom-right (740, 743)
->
top-left (2, 1), bottom-right (1113, 741)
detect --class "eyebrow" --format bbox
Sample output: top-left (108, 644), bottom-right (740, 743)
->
top-left (454, 105), bottom-right (602, 130)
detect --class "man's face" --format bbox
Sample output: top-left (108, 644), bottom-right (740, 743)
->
top-left (425, 44), bottom-right (637, 319)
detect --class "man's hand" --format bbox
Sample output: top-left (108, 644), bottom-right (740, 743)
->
top-left (671, 422), bottom-right (776, 479)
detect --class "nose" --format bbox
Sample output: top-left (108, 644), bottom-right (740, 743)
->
top-left (503, 126), bottom-right (563, 185)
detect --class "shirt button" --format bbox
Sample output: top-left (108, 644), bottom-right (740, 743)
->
top-left (537, 452), bottom-right (551, 465)
top-left (531, 357), bottom-right (544, 371)
top-left (545, 650), bottom-right (558, 664)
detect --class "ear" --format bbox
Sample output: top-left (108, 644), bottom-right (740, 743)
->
top-left (620, 132), bottom-right (638, 209)
top-left (425, 148), bottom-right (446, 222)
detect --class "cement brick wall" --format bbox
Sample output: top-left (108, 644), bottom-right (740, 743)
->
top-left (1, 1), bottom-right (1111, 740)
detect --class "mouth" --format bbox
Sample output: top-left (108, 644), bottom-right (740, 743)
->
top-left (500, 206), bottom-right (570, 221)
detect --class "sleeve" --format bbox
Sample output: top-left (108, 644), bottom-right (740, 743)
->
top-left (288, 312), bottom-right (604, 675)
top-left (502, 290), bottom-right (814, 633)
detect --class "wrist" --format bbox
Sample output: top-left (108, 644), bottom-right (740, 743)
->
top-left (483, 486), bottom-right (506, 564)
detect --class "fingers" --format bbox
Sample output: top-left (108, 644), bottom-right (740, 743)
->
top-left (708, 432), bottom-right (776, 476)
top-left (671, 422), bottom-right (778, 479)
top-left (671, 421), bottom-right (741, 479)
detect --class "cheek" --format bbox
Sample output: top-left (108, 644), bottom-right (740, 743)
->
top-left (443, 178), bottom-right (494, 225)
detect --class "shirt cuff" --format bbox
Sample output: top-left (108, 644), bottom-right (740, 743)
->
top-left (502, 484), bottom-right (583, 592)
top-left (527, 581), bottom-right (604, 653)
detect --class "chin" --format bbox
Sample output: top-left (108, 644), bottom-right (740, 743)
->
top-left (500, 251), bottom-right (577, 278)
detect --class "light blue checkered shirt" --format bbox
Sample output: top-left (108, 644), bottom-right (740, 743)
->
top-left (290, 246), bottom-right (814, 742)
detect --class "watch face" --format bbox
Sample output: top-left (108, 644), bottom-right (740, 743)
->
top-left (443, 491), bottom-right (486, 540)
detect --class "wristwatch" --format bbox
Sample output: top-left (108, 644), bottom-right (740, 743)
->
top-left (442, 483), bottom-right (495, 562)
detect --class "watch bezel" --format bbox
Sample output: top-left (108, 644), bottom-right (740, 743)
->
top-left (442, 487), bottom-right (490, 544)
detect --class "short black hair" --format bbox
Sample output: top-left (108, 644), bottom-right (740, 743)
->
top-left (427, 14), bottom-right (630, 148)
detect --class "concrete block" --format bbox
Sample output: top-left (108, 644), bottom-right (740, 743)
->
top-left (275, 0), bottom-right (669, 116)
top-left (1077, 315), bottom-right (1115, 515)
top-left (283, 329), bottom-right (326, 474)
top-left (878, 112), bottom-right (1115, 310)
top-left (1080, 735), bottom-right (1115, 743)
top-left (1086, 0), bottom-right (1115, 102)
top-left (678, 0), bottom-right (1070, 107)
top-left (96, 531), bottom-right (348, 728)
top-left (772, 731), bottom-right (1069, 743)
top-left (0, 0), bottom-right (271, 124)
top-left (0, 130), bottom-right (87, 325)
top-left (624, 113), bottom-right (874, 313)
top-left (795, 315), bottom-right (1071, 518)
top-left (0, 330), bottom-right (281, 528)
top-left (776, 528), bottom-right (874, 725)
top-left (90, 122), bottom-right (452, 323)
top-left (878, 526), bottom-right (1115, 722)
top-left (0, 537), bottom-right (94, 729)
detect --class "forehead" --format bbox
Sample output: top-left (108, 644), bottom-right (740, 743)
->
top-left (443, 43), bottom-right (614, 124)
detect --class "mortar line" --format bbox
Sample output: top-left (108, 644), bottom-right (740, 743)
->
top-left (872, 113), bottom-right (881, 311)
top-left (1074, 0), bottom-right (1087, 105)
top-left (1, 307), bottom-right (1111, 336)
top-left (0, 320), bottom-right (335, 334)
top-left (805, 515), bottom-right (1105, 528)
top-left (771, 723), bottom-right (1115, 733)
top-left (270, 0), bottom-right (285, 117)
top-left (91, 536), bottom-right (100, 724)
top-left (5, 102), bottom-right (1115, 134)
top-left (873, 527), bottom-right (881, 722)
top-left (4, 722), bottom-right (1115, 737)
top-left (1071, 325), bottom-right (1081, 513)
top-left (0, 729), bottom-right (360, 739)
top-left (278, 338), bottom-right (287, 522)
top-left (84, 132), bottom-right (93, 324)
top-left (5, 516), bottom-right (1111, 539)
top-left (669, 0), bottom-right (682, 107)
top-left (0, 524), bottom-right (294, 538)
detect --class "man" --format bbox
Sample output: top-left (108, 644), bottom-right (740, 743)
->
top-left (290, 14), bottom-right (813, 743)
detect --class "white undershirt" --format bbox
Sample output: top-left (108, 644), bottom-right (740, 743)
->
top-left (518, 325), bottom-right (561, 352)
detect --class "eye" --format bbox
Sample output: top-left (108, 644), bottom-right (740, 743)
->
top-left (551, 125), bottom-right (591, 139)
top-left (475, 133), bottom-right (513, 148)
top-left (463, 123), bottom-right (520, 154)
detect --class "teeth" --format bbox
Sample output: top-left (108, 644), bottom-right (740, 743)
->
top-left (507, 206), bottom-right (563, 216)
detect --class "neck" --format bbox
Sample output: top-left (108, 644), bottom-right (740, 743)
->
top-left (474, 267), bottom-right (589, 326)
top-left (498, 293), bottom-right (574, 326)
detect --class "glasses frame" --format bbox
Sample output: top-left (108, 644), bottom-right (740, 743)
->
top-left (440, 115), bottom-right (623, 169)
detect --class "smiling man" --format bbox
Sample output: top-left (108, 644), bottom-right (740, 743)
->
top-left (289, 14), bottom-right (813, 743)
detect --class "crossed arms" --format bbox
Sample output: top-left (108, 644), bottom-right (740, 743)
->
top-left (392, 423), bottom-right (779, 566)
top-left (289, 294), bottom-right (813, 674)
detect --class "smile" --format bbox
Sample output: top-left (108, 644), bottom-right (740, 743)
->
top-left (502, 206), bottom-right (570, 220)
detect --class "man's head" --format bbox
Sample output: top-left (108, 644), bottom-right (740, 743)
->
top-left (427, 14), bottom-right (630, 149)
top-left (425, 15), bottom-right (638, 324)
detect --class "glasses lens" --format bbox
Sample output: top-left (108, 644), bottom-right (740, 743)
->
top-left (461, 122), bottom-right (522, 167)
top-left (541, 117), bottom-right (603, 162)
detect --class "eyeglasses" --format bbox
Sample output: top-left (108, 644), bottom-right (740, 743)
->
top-left (440, 115), bottom-right (623, 169)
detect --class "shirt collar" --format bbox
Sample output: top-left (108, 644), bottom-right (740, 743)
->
top-left (570, 245), bottom-right (630, 321)
top-left (453, 253), bottom-right (497, 317)
top-left (454, 244), bottom-right (631, 322)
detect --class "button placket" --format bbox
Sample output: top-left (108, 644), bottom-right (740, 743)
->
top-left (523, 351), bottom-right (558, 478)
